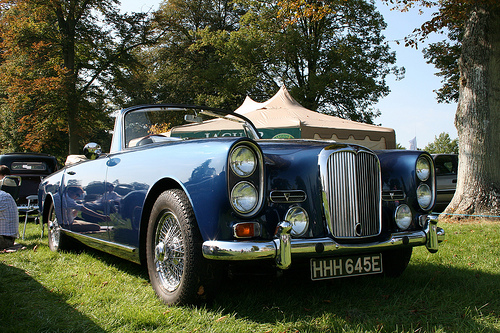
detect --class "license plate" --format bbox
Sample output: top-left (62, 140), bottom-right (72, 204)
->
top-left (310, 254), bottom-right (383, 280)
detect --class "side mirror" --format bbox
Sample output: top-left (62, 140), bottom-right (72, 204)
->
top-left (83, 143), bottom-right (102, 160)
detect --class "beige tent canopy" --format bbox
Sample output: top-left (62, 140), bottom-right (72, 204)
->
top-left (235, 86), bottom-right (396, 150)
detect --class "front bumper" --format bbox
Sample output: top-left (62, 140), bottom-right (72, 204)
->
top-left (202, 215), bottom-right (445, 269)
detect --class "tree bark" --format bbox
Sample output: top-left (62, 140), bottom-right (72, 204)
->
top-left (444, 5), bottom-right (500, 218)
top-left (55, 1), bottom-right (83, 155)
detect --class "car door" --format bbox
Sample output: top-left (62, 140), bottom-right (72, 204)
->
top-left (103, 154), bottom-right (150, 248)
top-left (434, 154), bottom-right (458, 204)
top-left (60, 157), bottom-right (110, 241)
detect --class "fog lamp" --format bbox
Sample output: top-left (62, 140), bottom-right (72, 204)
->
top-left (395, 204), bottom-right (412, 230)
top-left (285, 206), bottom-right (309, 237)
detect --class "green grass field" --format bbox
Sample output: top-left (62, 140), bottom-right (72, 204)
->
top-left (1, 220), bottom-right (499, 332)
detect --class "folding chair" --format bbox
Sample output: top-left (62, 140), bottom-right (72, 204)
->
top-left (19, 195), bottom-right (39, 240)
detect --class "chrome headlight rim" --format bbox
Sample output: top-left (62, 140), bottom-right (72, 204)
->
top-left (230, 181), bottom-right (259, 215)
top-left (285, 206), bottom-right (309, 237)
top-left (395, 204), bottom-right (412, 230)
top-left (416, 156), bottom-right (431, 181)
top-left (417, 183), bottom-right (433, 210)
top-left (230, 146), bottom-right (257, 177)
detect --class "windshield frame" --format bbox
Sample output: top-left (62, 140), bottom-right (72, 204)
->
top-left (110, 104), bottom-right (260, 153)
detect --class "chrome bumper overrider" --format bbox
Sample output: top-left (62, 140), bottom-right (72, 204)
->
top-left (202, 215), bottom-right (445, 269)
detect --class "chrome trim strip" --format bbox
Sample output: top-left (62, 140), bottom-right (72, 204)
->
top-left (270, 190), bottom-right (307, 203)
top-left (62, 229), bottom-right (140, 264)
top-left (382, 190), bottom-right (406, 201)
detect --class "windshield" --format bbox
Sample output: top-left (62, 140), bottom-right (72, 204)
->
top-left (124, 106), bottom-right (259, 148)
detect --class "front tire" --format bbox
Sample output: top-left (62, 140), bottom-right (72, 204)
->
top-left (146, 189), bottom-right (217, 305)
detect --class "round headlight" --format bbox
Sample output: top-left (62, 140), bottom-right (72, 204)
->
top-left (417, 183), bottom-right (432, 209)
top-left (231, 181), bottom-right (258, 214)
top-left (230, 146), bottom-right (257, 177)
top-left (416, 156), bottom-right (431, 181)
top-left (285, 206), bottom-right (309, 237)
top-left (395, 204), bottom-right (412, 230)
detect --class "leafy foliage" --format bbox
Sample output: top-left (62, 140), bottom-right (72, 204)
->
top-left (271, 0), bottom-right (404, 123)
top-left (0, 0), bottom-right (157, 158)
top-left (133, 0), bottom-right (403, 123)
top-left (0, 0), bottom-right (68, 157)
top-left (424, 132), bottom-right (458, 154)
top-left (423, 27), bottom-right (461, 104)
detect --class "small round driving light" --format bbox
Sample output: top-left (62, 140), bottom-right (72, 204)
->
top-left (417, 183), bottom-right (432, 209)
top-left (395, 204), bottom-right (412, 230)
top-left (230, 146), bottom-right (257, 177)
top-left (285, 206), bottom-right (309, 237)
top-left (231, 181), bottom-right (258, 214)
top-left (416, 156), bottom-right (431, 181)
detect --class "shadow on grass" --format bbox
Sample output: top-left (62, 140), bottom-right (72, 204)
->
top-left (18, 224), bottom-right (498, 333)
top-left (210, 261), bottom-right (500, 332)
top-left (0, 262), bottom-right (106, 333)
top-left (38, 243), bottom-right (500, 332)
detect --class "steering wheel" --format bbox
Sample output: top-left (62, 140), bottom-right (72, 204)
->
top-left (136, 134), bottom-right (168, 146)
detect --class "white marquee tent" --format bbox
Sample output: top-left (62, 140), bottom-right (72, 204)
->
top-left (234, 86), bottom-right (396, 150)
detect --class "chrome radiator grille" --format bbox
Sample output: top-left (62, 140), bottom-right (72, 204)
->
top-left (321, 149), bottom-right (382, 238)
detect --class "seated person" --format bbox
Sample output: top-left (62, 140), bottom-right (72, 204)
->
top-left (0, 165), bottom-right (19, 250)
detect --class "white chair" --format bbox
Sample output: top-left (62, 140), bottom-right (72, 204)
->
top-left (18, 195), bottom-right (39, 240)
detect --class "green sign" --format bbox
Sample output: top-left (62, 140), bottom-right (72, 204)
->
top-left (172, 127), bottom-right (301, 139)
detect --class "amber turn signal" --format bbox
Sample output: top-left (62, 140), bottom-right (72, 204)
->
top-left (233, 222), bottom-right (260, 238)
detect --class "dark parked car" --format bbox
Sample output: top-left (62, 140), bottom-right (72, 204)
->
top-left (432, 154), bottom-right (458, 212)
top-left (39, 105), bottom-right (445, 305)
top-left (0, 153), bottom-right (58, 205)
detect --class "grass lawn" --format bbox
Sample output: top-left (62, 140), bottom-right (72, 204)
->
top-left (1, 219), bottom-right (499, 332)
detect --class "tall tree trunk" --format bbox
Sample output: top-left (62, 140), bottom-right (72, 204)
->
top-left (444, 5), bottom-right (500, 218)
top-left (57, 5), bottom-right (81, 155)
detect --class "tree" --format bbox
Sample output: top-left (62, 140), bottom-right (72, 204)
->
top-left (129, 0), bottom-right (253, 110)
top-left (422, 26), bottom-right (461, 103)
top-left (265, 0), bottom-right (403, 123)
top-left (147, 0), bottom-right (402, 123)
top-left (0, 1), bottom-right (68, 157)
top-left (385, 0), bottom-right (500, 218)
top-left (424, 132), bottom-right (458, 154)
top-left (0, 0), bottom-right (156, 158)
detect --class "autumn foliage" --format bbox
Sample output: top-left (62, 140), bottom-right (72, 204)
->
top-left (0, 0), bottom-right (69, 157)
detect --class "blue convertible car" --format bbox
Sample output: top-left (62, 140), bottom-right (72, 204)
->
top-left (39, 105), bottom-right (445, 305)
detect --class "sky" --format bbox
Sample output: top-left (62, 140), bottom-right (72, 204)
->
top-left (119, 0), bottom-right (458, 149)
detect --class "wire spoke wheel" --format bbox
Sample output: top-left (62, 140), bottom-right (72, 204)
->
top-left (47, 202), bottom-right (61, 251)
top-left (154, 210), bottom-right (185, 292)
top-left (147, 189), bottom-right (217, 305)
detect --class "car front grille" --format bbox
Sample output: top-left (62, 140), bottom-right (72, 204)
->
top-left (320, 148), bottom-right (382, 239)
